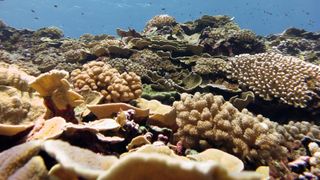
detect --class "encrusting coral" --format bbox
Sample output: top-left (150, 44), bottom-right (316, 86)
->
top-left (29, 70), bottom-right (84, 123)
top-left (229, 52), bottom-right (320, 108)
top-left (192, 57), bottom-right (230, 75)
top-left (70, 61), bottom-right (142, 103)
top-left (173, 92), bottom-right (289, 165)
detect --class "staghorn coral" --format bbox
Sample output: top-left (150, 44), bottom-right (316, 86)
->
top-left (70, 61), bottom-right (142, 103)
top-left (173, 92), bottom-right (288, 165)
top-left (144, 14), bottom-right (177, 32)
top-left (229, 52), bottom-right (320, 108)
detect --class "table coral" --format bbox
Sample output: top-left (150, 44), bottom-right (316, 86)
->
top-left (70, 61), bottom-right (142, 103)
top-left (229, 52), bottom-right (320, 108)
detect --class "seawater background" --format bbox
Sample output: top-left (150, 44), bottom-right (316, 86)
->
top-left (0, 0), bottom-right (319, 38)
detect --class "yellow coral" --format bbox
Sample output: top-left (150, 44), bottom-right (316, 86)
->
top-left (174, 92), bottom-right (288, 164)
top-left (30, 70), bottom-right (84, 110)
top-left (71, 61), bottom-right (142, 103)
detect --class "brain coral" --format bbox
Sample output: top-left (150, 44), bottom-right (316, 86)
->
top-left (229, 52), bottom-right (320, 108)
top-left (173, 92), bottom-right (288, 164)
top-left (70, 61), bottom-right (142, 103)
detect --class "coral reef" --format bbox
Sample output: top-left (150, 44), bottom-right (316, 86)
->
top-left (229, 52), bottom-right (320, 108)
top-left (70, 61), bottom-right (142, 103)
top-left (2, 13), bottom-right (320, 179)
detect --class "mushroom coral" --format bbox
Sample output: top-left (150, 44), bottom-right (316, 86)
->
top-left (29, 70), bottom-right (84, 123)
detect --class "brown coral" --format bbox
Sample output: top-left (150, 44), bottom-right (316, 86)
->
top-left (173, 92), bottom-right (288, 164)
top-left (229, 52), bottom-right (320, 108)
top-left (144, 14), bottom-right (177, 32)
top-left (192, 57), bottom-right (230, 75)
top-left (70, 61), bottom-right (142, 103)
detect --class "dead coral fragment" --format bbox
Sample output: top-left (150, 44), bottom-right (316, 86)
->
top-left (0, 141), bottom-right (42, 179)
top-left (27, 117), bottom-right (66, 141)
top-left (136, 98), bottom-right (177, 129)
top-left (71, 61), bottom-right (142, 103)
top-left (229, 52), bottom-right (320, 108)
top-left (8, 156), bottom-right (48, 180)
top-left (42, 140), bottom-right (119, 179)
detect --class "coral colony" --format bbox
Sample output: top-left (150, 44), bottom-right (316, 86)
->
top-left (0, 14), bottom-right (320, 179)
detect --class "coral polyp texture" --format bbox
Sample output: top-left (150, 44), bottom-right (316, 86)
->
top-left (70, 61), bottom-right (142, 102)
top-left (144, 14), bottom-right (177, 31)
top-left (229, 52), bottom-right (320, 108)
top-left (173, 92), bottom-right (288, 164)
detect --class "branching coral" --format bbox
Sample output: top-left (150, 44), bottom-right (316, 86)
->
top-left (70, 61), bottom-right (142, 103)
top-left (229, 52), bottom-right (320, 108)
top-left (173, 92), bottom-right (288, 164)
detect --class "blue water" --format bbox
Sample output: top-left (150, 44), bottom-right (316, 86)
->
top-left (0, 0), bottom-right (319, 38)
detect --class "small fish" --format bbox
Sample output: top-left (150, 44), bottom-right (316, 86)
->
top-left (0, 0), bottom-right (5, 2)
top-left (31, 9), bottom-right (35, 13)
top-left (230, 17), bottom-right (235, 21)
top-left (81, 12), bottom-right (85, 15)
top-left (161, 8), bottom-right (165, 11)
top-left (34, 17), bottom-right (39, 20)
top-left (54, 5), bottom-right (58, 8)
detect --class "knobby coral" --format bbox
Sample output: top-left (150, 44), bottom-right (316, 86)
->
top-left (173, 92), bottom-right (288, 164)
top-left (70, 61), bottom-right (142, 103)
top-left (229, 52), bottom-right (320, 108)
